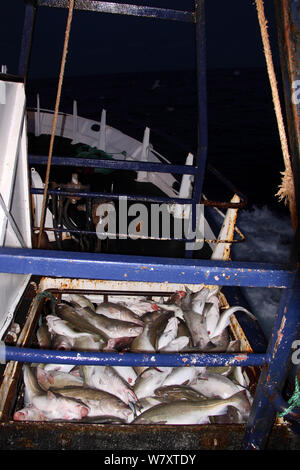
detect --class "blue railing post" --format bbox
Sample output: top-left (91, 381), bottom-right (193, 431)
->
top-left (185, 0), bottom-right (208, 258)
top-left (242, 268), bottom-right (300, 449)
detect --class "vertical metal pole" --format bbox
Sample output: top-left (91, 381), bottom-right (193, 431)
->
top-left (242, 269), bottom-right (300, 450)
top-left (18, 0), bottom-right (38, 80)
top-left (185, 0), bottom-right (208, 258)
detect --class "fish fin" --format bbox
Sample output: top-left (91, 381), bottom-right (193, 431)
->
top-left (197, 376), bottom-right (209, 381)
top-left (197, 417), bottom-right (210, 424)
top-left (226, 340), bottom-right (241, 352)
top-left (138, 368), bottom-right (153, 379)
top-left (128, 400), bottom-right (137, 417)
top-left (211, 406), bottom-right (230, 417)
top-left (134, 399), bottom-right (143, 413)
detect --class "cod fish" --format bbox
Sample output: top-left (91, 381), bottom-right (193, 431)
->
top-left (134, 367), bottom-right (172, 400)
top-left (54, 386), bottom-right (132, 420)
top-left (154, 384), bottom-right (208, 402)
top-left (56, 303), bottom-right (143, 339)
top-left (159, 336), bottom-right (190, 352)
top-left (81, 365), bottom-right (137, 405)
top-left (74, 335), bottom-right (105, 351)
top-left (101, 296), bottom-right (156, 316)
top-left (210, 306), bottom-right (256, 340)
top-left (51, 334), bottom-right (75, 350)
top-left (131, 311), bottom-right (173, 352)
top-left (46, 315), bottom-right (94, 340)
top-left (44, 363), bottom-right (77, 373)
top-left (111, 366), bottom-right (137, 386)
top-left (183, 308), bottom-right (212, 349)
top-left (36, 323), bottom-right (52, 349)
top-left (190, 371), bottom-right (245, 399)
top-left (130, 322), bottom-right (156, 353)
top-left (96, 301), bottom-right (144, 326)
top-left (69, 293), bottom-right (96, 312)
top-left (157, 316), bottom-right (179, 351)
top-left (136, 396), bottom-right (163, 414)
top-left (204, 303), bottom-right (219, 338)
top-left (154, 303), bottom-right (184, 321)
top-left (36, 366), bottom-right (84, 391)
top-left (14, 406), bottom-right (49, 421)
top-left (118, 299), bottom-right (158, 317)
top-left (133, 391), bottom-right (251, 424)
top-left (161, 366), bottom-right (205, 388)
top-left (181, 287), bottom-right (214, 315)
top-left (130, 313), bottom-right (173, 375)
top-left (19, 365), bottom-right (89, 421)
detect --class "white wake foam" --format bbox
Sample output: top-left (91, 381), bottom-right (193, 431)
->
top-left (232, 205), bottom-right (293, 338)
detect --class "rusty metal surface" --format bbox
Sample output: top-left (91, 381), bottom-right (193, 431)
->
top-left (0, 421), bottom-right (299, 450)
top-left (0, 279), bottom-right (43, 422)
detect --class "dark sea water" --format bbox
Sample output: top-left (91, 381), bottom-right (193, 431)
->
top-left (26, 66), bottom-right (294, 337)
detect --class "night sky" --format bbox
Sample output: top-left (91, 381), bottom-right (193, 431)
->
top-left (0, 0), bottom-right (279, 78)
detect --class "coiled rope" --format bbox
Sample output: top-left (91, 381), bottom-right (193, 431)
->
top-left (278, 376), bottom-right (300, 418)
top-left (36, 290), bottom-right (57, 317)
top-left (255, 0), bottom-right (297, 232)
top-left (37, 0), bottom-right (75, 248)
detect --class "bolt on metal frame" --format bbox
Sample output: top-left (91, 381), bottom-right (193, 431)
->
top-left (0, 0), bottom-right (298, 450)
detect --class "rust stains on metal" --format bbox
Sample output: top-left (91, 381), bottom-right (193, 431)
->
top-left (230, 354), bottom-right (248, 364)
top-left (0, 421), bottom-right (295, 450)
top-left (272, 315), bottom-right (287, 359)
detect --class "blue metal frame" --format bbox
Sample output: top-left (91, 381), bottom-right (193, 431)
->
top-left (6, 0), bottom-right (299, 450)
top-left (3, 346), bottom-right (268, 368)
top-left (0, 247), bottom-right (295, 287)
top-left (242, 272), bottom-right (300, 449)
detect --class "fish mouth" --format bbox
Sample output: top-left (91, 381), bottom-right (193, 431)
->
top-left (13, 411), bottom-right (26, 421)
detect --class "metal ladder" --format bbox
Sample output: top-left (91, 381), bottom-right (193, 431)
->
top-left (1, 0), bottom-right (300, 449)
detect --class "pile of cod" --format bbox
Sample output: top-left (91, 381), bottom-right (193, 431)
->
top-left (14, 287), bottom-right (256, 424)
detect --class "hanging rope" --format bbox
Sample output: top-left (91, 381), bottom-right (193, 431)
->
top-left (255, 0), bottom-right (297, 232)
top-left (37, 0), bottom-right (75, 248)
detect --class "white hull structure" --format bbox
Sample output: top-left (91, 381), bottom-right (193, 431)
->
top-left (0, 79), bottom-right (32, 338)
top-left (26, 102), bottom-right (231, 249)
